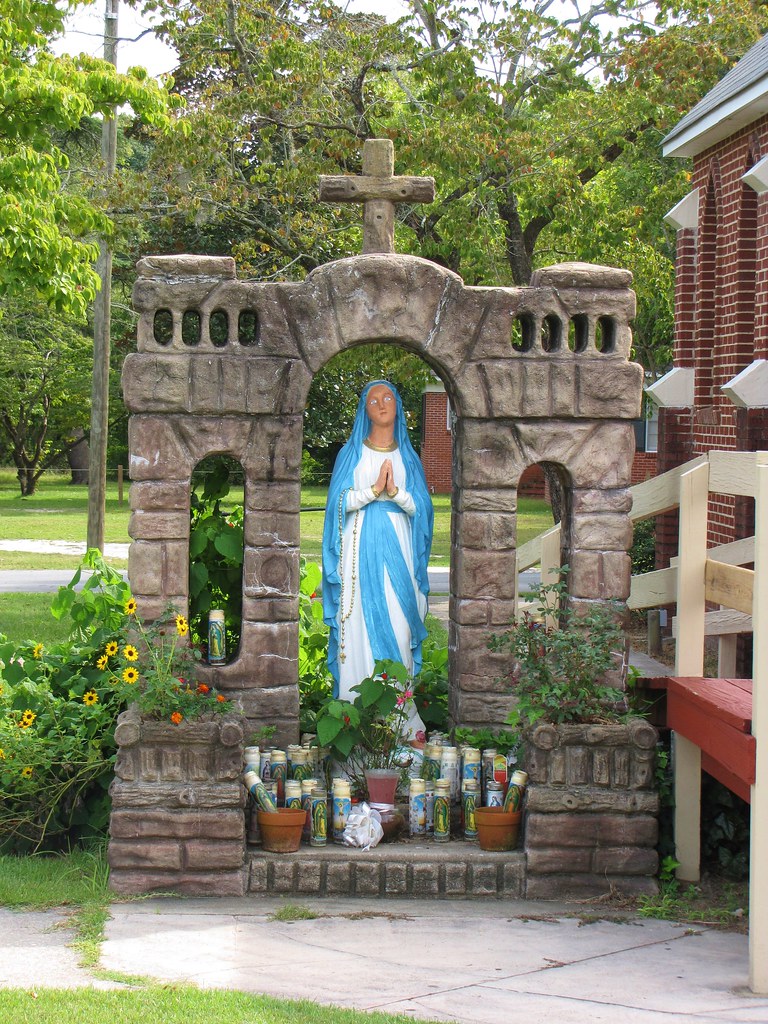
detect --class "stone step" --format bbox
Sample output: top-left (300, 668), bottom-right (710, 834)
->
top-left (247, 841), bottom-right (525, 898)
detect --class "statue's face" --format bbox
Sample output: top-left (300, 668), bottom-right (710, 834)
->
top-left (366, 384), bottom-right (396, 429)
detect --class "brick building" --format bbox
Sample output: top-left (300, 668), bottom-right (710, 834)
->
top-left (652, 35), bottom-right (768, 566)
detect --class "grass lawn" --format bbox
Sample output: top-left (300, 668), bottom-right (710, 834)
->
top-left (0, 592), bottom-right (70, 645)
top-left (0, 988), bottom-right (433, 1024)
top-left (0, 471), bottom-right (554, 569)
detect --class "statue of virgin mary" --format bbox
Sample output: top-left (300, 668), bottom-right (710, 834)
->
top-left (321, 381), bottom-right (433, 733)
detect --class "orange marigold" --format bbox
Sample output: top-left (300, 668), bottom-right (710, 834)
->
top-left (170, 711), bottom-right (183, 725)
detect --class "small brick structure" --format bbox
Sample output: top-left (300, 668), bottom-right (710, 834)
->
top-left (524, 719), bottom-right (659, 898)
top-left (108, 709), bottom-right (247, 896)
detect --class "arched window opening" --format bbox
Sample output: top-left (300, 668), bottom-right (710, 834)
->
top-left (182, 310), bottom-right (201, 347)
top-left (238, 310), bottom-right (259, 347)
top-left (541, 314), bottom-right (563, 353)
top-left (153, 309), bottom-right (174, 346)
top-left (209, 309), bottom-right (230, 348)
top-left (568, 315), bottom-right (589, 353)
top-left (595, 317), bottom-right (616, 354)
top-left (189, 454), bottom-right (245, 665)
top-left (511, 313), bottom-right (536, 353)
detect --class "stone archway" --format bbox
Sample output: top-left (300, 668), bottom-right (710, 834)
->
top-left (124, 250), bottom-right (641, 744)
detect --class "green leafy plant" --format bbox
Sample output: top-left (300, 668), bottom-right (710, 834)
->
top-left (297, 558), bottom-right (333, 733)
top-left (410, 637), bottom-right (449, 731)
top-left (107, 605), bottom-right (230, 724)
top-left (453, 726), bottom-right (522, 763)
top-left (189, 458), bottom-right (244, 659)
top-left (489, 570), bottom-right (629, 730)
top-left (314, 659), bottom-right (416, 796)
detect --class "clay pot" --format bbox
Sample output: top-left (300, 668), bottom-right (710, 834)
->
top-left (257, 807), bottom-right (306, 853)
top-left (475, 807), bottom-right (522, 852)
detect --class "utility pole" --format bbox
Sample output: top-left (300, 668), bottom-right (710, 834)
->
top-left (86, 0), bottom-right (119, 551)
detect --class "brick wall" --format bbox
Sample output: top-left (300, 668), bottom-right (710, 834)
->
top-left (420, 391), bottom-right (452, 493)
top-left (657, 116), bottom-right (768, 568)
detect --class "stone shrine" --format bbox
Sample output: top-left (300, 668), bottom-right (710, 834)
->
top-left (113, 139), bottom-right (651, 899)
top-left (124, 141), bottom-right (641, 743)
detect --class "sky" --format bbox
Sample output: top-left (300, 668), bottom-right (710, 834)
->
top-left (53, 1), bottom-right (411, 78)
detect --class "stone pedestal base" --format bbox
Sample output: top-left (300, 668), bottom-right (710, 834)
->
top-left (523, 719), bottom-right (660, 898)
top-left (108, 708), bottom-right (247, 896)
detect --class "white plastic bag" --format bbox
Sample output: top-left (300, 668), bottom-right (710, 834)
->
top-left (343, 801), bottom-right (384, 850)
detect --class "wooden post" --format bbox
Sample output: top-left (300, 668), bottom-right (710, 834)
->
top-left (647, 609), bottom-right (662, 657)
top-left (673, 460), bottom-right (708, 882)
top-left (749, 454), bottom-right (768, 994)
top-left (86, 0), bottom-right (118, 552)
top-left (540, 527), bottom-right (561, 630)
top-left (117, 463), bottom-right (124, 506)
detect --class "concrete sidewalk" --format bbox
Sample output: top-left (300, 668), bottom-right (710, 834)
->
top-left (3, 897), bottom-right (766, 1022)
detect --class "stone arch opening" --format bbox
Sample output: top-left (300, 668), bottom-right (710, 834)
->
top-left (189, 454), bottom-right (245, 665)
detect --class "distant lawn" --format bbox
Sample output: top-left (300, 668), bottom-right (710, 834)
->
top-left (0, 470), bottom-right (553, 573)
top-left (0, 593), bottom-right (71, 646)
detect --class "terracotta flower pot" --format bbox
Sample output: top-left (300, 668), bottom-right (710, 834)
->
top-left (257, 807), bottom-right (306, 853)
top-left (475, 806), bottom-right (522, 852)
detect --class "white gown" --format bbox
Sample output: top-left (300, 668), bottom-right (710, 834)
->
top-left (336, 443), bottom-right (427, 737)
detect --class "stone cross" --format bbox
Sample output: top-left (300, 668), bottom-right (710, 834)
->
top-left (318, 139), bottom-right (435, 254)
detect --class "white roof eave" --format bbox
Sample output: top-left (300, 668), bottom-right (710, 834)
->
top-left (663, 77), bottom-right (768, 159)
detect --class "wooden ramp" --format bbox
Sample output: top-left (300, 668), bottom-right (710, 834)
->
top-left (646, 675), bottom-right (755, 804)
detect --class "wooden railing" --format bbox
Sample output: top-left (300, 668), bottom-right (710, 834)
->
top-left (515, 450), bottom-right (768, 994)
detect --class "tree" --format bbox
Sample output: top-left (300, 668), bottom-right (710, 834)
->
top-left (136, 0), bottom-right (765, 379)
top-left (0, 295), bottom-right (94, 495)
top-left (0, 0), bottom-right (181, 318)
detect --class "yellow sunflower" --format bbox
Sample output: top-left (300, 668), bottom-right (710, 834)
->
top-left (96, 654), bottom-right (109, 670)
top-left (105, 641), bottom-right (119, 657)
top-left (0, 748), bottom-right (6, 760)
top-left (122, 667), bottom-right (139, 685)
top-left (175, 615), bottom-right (189, 637)
top-left (123, 644), bottom-right (139, 662)
top-left (124, 598), bottom-right (137, 615)
top-left (32, 643), bottom-right (44, 659)
top-left (21, 766), bottom-right (33, 779)
top-left (18, 710), bottom-right (36, 729)
top-left (83, 691), bottom-right (99, 706)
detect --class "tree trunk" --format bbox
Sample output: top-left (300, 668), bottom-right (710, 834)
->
top-left (68, 429), bottom-right (90, 485)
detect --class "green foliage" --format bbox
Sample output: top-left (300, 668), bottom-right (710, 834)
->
top-left (131, 0), bottom-right (767, 386)
top-left (489, 570), bottom-right (629, 730)
top-left (108, 605), bottom-right (230, 724)
top-left (453, 726), bottom-right (521, 761)
top-left (631, 518), bottom-right (657, 576)
top-left (298, 558), bottom-right (333, 732)
top-left (0, 0), bottom-right (182, 317)
top-left (314, 660), bottom-right (415, 795)
top-left (410, 637), bottom-right (449, 731)
top-left (701, 776), bottom-right (750, 881)
top-left (188, 458), bottom-right (244, 657)
top-left (0, 294), bottom-right (94, 495)
top-left (0, 551), bottom-right (131, 850)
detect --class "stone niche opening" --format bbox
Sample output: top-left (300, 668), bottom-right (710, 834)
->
top-left (124, 253), bottom-right (641, 746)
top-left (189, 453), bottom-right (246, 665)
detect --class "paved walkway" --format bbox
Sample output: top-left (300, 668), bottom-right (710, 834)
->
top-left (2, 897), bottom-right (765, 1021)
